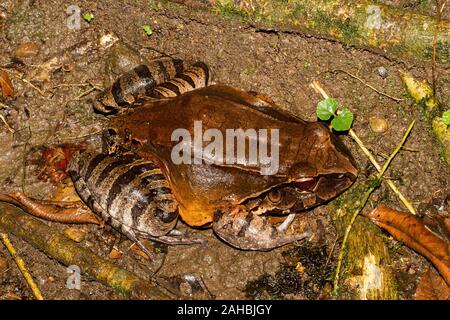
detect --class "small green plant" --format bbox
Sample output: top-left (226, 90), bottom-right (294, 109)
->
top-left (242, 68), bottom-right (255, 76)
top-left (442, 109), bottom-right (450, 126)
top-left (142, 24), bottom-right (153, 36)
top-left (82, 12), bottom-right (94, 23)
top-left (316, 98), bottom-right (354, 131)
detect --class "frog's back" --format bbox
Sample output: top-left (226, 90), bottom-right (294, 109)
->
top-left (109, 84), bottom-right (355, 226)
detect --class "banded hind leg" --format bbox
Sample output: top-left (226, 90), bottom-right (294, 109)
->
top-left (98, 61), bottom-right (211, 155)
top-left (95, 58), bottom-right (210, 114)
top-left (67, 149), bottom-right (205, 258)
top-left (150, 62), bottom-right (210, 98)
top-left (94, 57), bottom-right (184, 114)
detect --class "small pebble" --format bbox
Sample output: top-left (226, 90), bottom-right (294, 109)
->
top-left (99, 33), bottom-right (119, 49)
top-left (63, 227), bottom-right (86, 242)
top-left (377, 66), bottom-right (388, 79)
top-left (14, 42), bottom-right (40, 58)
top-left (369, 117), bottom-right (389, 134)
top-left (130, 241), bottom-right (152, 260)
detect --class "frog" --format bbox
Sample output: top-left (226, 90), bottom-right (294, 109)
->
top-left (3, 57), bottom-right (358, 255)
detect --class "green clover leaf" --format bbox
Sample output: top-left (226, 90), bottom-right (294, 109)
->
top-left (442, 110), bottom-right (450, 126)
top-left (143, 24), bottom-right (153, 36)
top-left (317, 98), bottom-right (339, 121)
top-left (331, 108), bottom-right (353, 131)
top-left (83, 12), bottom-right (94, 23)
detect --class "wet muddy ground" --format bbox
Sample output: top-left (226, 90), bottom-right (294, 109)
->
top-left (0, 0), bottom-right (449, 299)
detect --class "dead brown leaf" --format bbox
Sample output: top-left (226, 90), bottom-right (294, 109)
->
top-left (0, 70), bottom-right (15, 97)
top-left (130, 239), bottom-right (154, 260)
top-left (108, 247), bottom-right (123, 259)
top-left (367, 205), bottom-right (450, 285)
top-left (415, 268), bottom-right (450, 300)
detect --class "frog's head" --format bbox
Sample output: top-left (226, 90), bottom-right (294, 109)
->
top-left (251, 122), bottom-right (358, 214)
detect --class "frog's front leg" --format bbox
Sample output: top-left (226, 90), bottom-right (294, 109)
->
top-left (212, 205), bottom-right (311, 250)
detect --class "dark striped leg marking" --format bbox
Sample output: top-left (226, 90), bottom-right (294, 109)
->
top-left (67, 150), bottom-right (204, 256)
top-left (151, 61), bottom-right (210, 98)
top-left (94, 57), bottom-right (184, 114)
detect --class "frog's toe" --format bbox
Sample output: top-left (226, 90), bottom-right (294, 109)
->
top-left (213, 207), bottom-right (311, 251)
top-left (147, 234), bottom-right (207, 246)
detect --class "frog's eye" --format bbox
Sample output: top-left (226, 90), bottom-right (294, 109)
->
top-left (294, 178), bottom-right (317, 191)
top-left (268, 190), bottom-right (282, 203)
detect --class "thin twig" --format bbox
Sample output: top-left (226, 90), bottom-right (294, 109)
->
top-left (332, 120), bottom-right (415, 298)
top-left (310, 81), bottom-right (417, 215)
top-left (199, 275), bottom-right (216, 300)
top-left (323, 234), bottom-right (339, 272)
top-left (51, 83), bottom-right (93, 89)
top-left (0, 114), bottom-right (15, 133)
top-left (1, 67), bottom-right (49, 98)
top-left (0, 232), bottom-right (44, 300)
top-left (74, 82), bottom-right (103, 100)
top-left (332, 69), bottom-right (404, 102)
top-left (20, 78), bottom-right (47, 97)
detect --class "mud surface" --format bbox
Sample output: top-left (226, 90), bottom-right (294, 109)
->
top-left (0, 0), bottom-right (448, 299)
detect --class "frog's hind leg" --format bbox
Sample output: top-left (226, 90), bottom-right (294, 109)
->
top-left (94, 57), bottom-right (184, 114)
top-left (150, 62), bottom-right (210, 98)
top-left (94, 59), bottom-right (210, 114)
top-left (212, 205), bottom-right (311, 251)
top-left (68, 149), bottom-right (206, 258)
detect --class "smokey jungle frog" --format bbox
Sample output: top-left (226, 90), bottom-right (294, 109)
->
top-left (3, 57), bottom-right (357, 256)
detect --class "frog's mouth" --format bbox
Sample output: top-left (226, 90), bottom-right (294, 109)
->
top-left (241, 172), bottom-right (356, 215)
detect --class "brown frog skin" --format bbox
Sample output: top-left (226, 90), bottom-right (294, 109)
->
top-left (67, 58), bottom-right (358, 253)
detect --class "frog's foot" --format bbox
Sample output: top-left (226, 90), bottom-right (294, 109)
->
top-left (277, 213), bottom-right (296, 232)
top-left (0, 192), bottom-right (101, 225)
top-left (212, 205), bottom-right (311, 251)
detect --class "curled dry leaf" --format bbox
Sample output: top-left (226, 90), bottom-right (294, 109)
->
top-left (367, 205), bottom-right (450, 286)
top-left (0, 70), bottom-right (15, 98)
top-left (130, 239), bottom-right (154, 260)
top-left (415, 268), bottom-right (450, 300)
